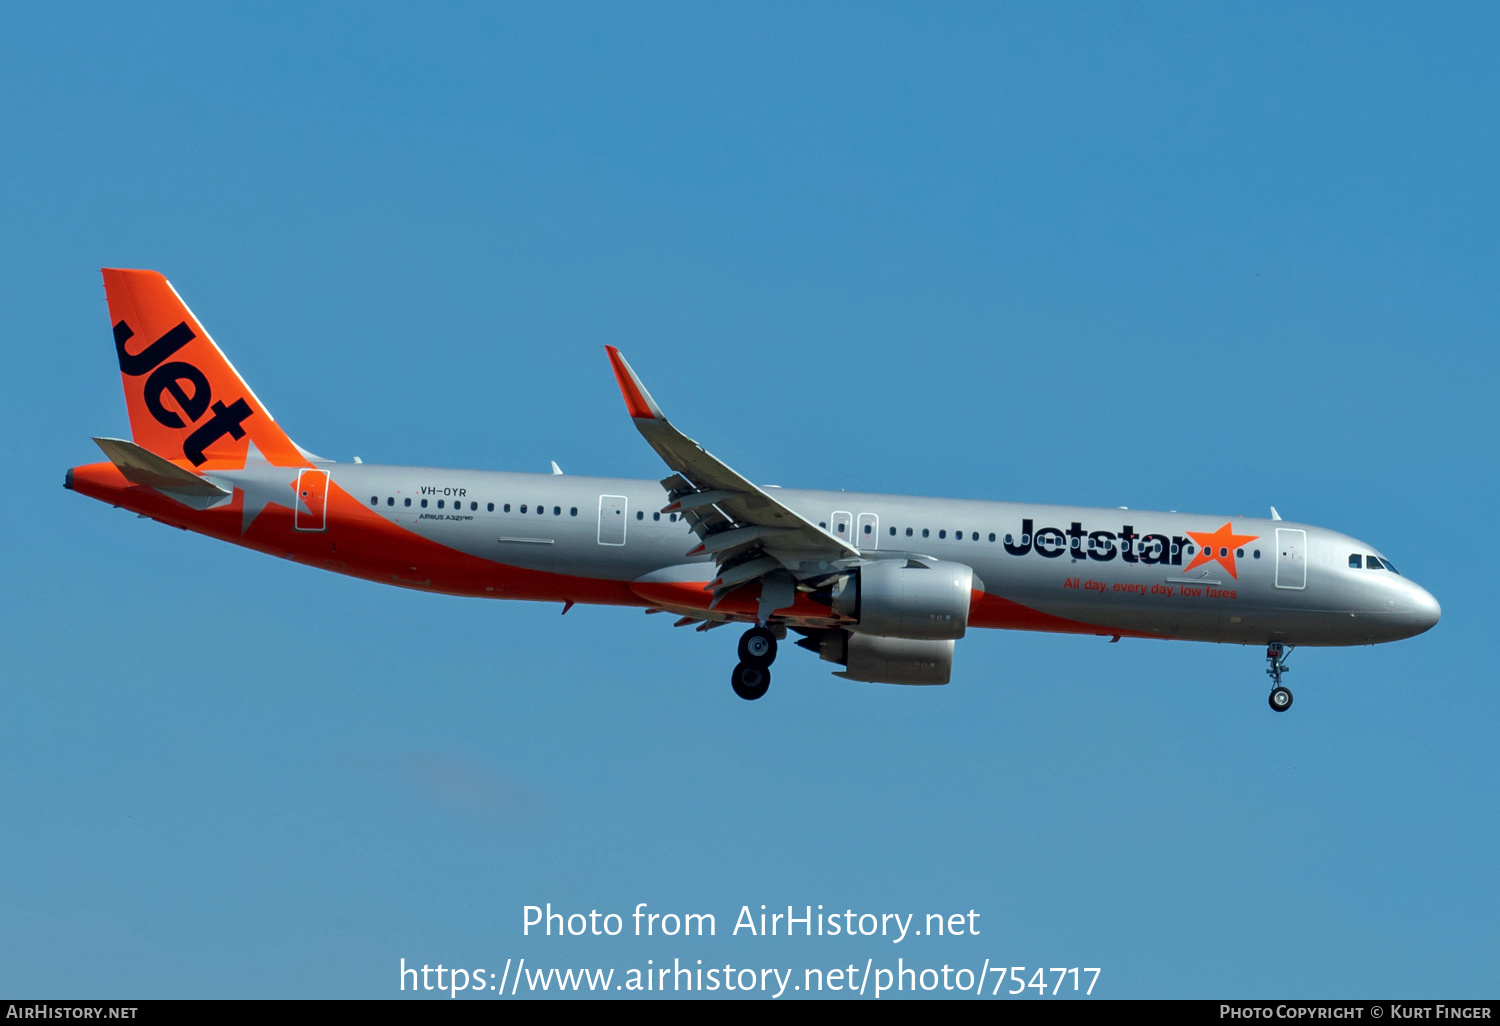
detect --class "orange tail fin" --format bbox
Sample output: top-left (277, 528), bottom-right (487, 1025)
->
top-left (102, 268), bottom-right (309, 469)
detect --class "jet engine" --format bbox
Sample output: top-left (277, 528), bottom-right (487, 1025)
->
top-left (827, 558), bottom-right (973, 640)
top-left (799, 629), bottom-right (954, 685)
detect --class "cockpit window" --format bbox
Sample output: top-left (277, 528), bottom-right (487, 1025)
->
top-left (1349, 553), bottom-right (1361, 568)
top-left (1365, 555), bottom-right (1384, 570)
top-left (1383, 559), bottom-right (1400, 575)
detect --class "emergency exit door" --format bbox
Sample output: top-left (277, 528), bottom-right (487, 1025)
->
top-left (598, 495), bottom-right (627, 546)
top-left (830, 511), bottom-right (852, 546)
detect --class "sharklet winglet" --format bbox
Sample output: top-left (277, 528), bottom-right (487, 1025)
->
top-left (604, 346), bottom-right (664, 421)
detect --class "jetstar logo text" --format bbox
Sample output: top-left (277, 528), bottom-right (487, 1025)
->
top-left (1003, 519), bottom-right (1260, 578)
top-left (114, 320), bottom-right (252, 466)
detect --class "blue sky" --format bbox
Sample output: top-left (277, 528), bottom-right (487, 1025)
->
top-left (1, 2), bottom-right (1495, 998)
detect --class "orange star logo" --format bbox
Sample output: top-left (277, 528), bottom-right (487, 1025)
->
top-left (1183, 522), bottom-right (1260, 579)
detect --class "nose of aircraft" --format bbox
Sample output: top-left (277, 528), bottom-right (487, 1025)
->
top-left (1394, 579), bottom-right (1442, 638)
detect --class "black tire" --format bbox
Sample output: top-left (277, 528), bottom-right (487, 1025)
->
top-left (1269, 686), bottom-right (1293, 712)
top-left (738, 627), bottom-right (778, 667)
top-left (731, 661), bottom-right (770, 701)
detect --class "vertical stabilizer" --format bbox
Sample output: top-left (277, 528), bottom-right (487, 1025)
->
top-left (101, 268), bottom-right (309, 469)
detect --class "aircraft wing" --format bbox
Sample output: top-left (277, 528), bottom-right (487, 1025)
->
top-left (605, 347), bottom-right (857, 599)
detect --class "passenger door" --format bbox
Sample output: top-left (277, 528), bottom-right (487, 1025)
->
top-left (856, 512), bottom-right (879, 551)
top-left (294, 469), bottom-right (328, 531)
top-left (1275, 528), bottom-right (1307, 590)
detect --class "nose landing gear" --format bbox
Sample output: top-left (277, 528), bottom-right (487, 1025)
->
top-left (1266, 643), bottom-right (1294, 712)
top-left (731, 626), bottom-right (779, 701)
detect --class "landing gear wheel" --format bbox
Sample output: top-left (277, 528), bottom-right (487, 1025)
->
top-left (738, 627), bottom-right (778, 667)
top-left (1265, 643), bottom-right (1295, 711)
top-left (731, 661), bottom-right (770, 701)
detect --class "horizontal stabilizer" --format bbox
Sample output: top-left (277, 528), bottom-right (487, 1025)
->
top-left (93, 436), bottom-right (232, 507)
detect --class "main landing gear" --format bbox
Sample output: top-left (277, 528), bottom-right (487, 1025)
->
top-left (731, 662), bottom-right (770, 701)
top-left (1266, 642), bottom-right (1294, 712)
top-left (738, 626), bottom-right (777, 666)
top-left (732, 626), bottom-right (778, 701)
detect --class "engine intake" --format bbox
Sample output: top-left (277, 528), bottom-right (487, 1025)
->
top-left (830, 558), bottom-right (973, 640)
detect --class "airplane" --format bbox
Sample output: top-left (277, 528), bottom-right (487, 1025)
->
top-left (66, 269), bottom-right (1441, 711)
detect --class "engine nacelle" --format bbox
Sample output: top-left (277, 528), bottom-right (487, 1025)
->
top-left (830, 558), bottom-right (973, 640)
top-left (812, 630), bottom-right (953, 686)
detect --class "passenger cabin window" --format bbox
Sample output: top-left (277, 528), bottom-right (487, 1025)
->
top-left (989, 533), bottom-right (995, 542)
top-left (404, 498), bottom-right (411, 507)
top-left (570, 507), bottom-right (578, 516)
top-left (906, 528), bottom-right (913, 537)
top-left (420, 499), bottom-right (428, 508)
top-left (889, 526), bottom-right (896, 536)
top-left (636, 511), bottom-right (643, 520)
top-left (922, 529), bottom-right (929, 538)
top-left (863, 524), bottom-right (872, 536)
top-left (487, 503), bottom-right (494, 512)
top-left (370, 496), bottom-right (378, 505)
top-left (654, 513), bottom-right (662, 521)
top-left (388, 497), bottom-right (395, 506)
top-left (520, 504), bottom-right (527, 513)
top-left (939, 530), bottom-right (946, 539)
